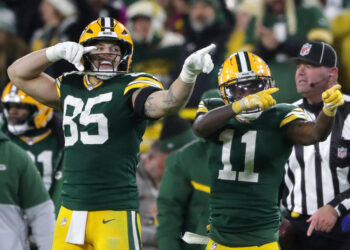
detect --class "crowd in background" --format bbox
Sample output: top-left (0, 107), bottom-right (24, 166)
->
top-left (1, 0), bottom-right (350, 249)
top-left (1, 0), bottom-right (348, 106)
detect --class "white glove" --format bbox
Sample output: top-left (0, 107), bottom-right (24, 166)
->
top-left (45, 42), bottom-right (96, 71)
top-left (180, 43), bottom-right (216, 84)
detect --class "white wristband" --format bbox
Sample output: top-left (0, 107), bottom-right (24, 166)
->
top-left (180, 70), bottom-right (197, 85)
top-left (45, 46), bottom-right (60, 62)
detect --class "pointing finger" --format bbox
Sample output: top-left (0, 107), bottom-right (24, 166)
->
top-left (197, 44), bottom-right (216, 55)
top-left (257, 88), bottom-right (279, 96)
top-left (322, 84), bottom-right (342, 99)
top-left (331, 84), bottom-right (342, 91)
top-left (307, 218), bottom-right (316, 236)
top-left (83, 46), bottom-right (97, 54)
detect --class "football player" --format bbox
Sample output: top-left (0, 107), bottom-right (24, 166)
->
top-left (1, 82), bottom-right (64, 203)
top-left (7, 17), bottom-right (215, 250)
top-left (192, 51), bottom-right (344, 249)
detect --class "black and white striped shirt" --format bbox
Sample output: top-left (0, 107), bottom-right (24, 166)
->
top-left (282, 94), bottom-right (350, 217)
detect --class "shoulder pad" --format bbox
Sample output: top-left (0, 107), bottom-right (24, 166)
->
top-left (275, 104), bottom-right (308, 127)
top-left (124, 73), bottom-right (164, 95)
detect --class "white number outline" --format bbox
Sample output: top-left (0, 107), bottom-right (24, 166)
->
top-left (63, 93), bottom-right (113, 146)
top-left (218, 129), bottom-right (259, 183)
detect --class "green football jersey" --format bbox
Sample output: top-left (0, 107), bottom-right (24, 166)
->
top-left (197, 99), bottom-right (307, 247)
top-left (5, 130), bottom-right (61, 192)
top-left (57, 72), bottom-right (163, 211)
top-left (0, 129), bottom-right (50, 208)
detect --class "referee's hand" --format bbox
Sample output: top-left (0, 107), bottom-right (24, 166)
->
top-left (306, 204), bottom-right (338, 236)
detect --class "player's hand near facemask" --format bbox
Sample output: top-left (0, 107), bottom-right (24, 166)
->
top-left (231, 88), bottom-right (279, 114)
top-left (46, 42), bottom-right (96, 71)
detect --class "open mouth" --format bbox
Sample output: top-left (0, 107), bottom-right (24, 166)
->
top-left (99, 61), bottom-right (114, 71)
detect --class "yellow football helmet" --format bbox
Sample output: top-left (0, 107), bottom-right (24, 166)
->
top-left (218, 51), bottom-right (274, 104)
top-left (1, 82), bottom-right (53, 135)
top-left (79, 17), bottom-right (134, 78)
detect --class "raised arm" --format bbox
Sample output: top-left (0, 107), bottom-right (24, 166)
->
top-left (286, 84), bottom-right (344, 145)
top-left (7, 49), bottom-right (60, 110)
top-left (132, 44), bottom-right (216, 119)
top-left (193, 88), bottom-right (278, 138)
top-left (7, 42), bottom-right (95, 110)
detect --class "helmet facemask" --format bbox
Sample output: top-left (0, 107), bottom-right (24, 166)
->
top-left (224, 77), bottom-right (272, 122)
top-left (79, 17), bottom-right (134, 80)
top-left (218, 52), bottom-right (275, 122)
top-left (1, 82), bottom-right (54, 136)
top-left (83, 46), bottom-right (125, 80)
top-left (223, 77), bottom-right (272, 104)
top-left (3, 102), bottom-right (36, 136)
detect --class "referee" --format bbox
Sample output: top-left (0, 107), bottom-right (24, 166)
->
top-left (282, 41), bottom-right (350, 250)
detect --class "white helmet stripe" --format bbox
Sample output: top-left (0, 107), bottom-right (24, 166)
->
top-left (238, 52), bottom-right (248, 72)
top-left (105, 17), bottom-right (112, 28)
top-left (101, 17), bottom-right (113, 32)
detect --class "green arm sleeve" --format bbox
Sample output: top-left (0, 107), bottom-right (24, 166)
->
top-left (156, 152), bottom-right (192, 250)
